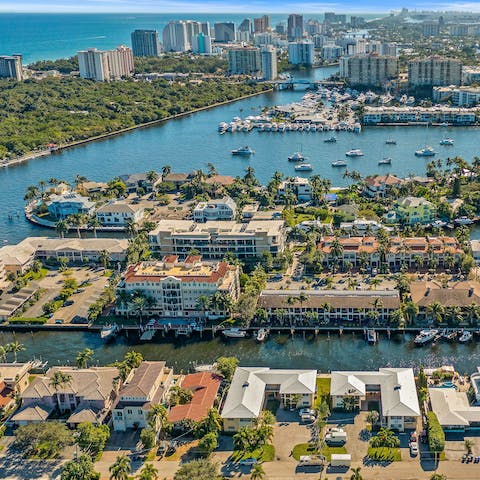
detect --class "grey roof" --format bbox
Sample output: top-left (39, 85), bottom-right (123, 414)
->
top-left (12, 404), bottom-right (53, 422)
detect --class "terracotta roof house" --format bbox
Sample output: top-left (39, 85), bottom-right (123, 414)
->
top-left (363, 174), bottom-right (404, 198)
top-left (168, 372), bottom-right (221, 423)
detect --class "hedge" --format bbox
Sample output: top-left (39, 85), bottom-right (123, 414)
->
top-left (367, 447), bottom-right (401, 462)
top-left (8, 317), bottom-right (48, 325)
top-left (427, 411), bottom-right (445, 453)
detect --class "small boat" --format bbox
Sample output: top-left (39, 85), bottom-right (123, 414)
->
top-left (454, 216), bottom-right (474, 225)
top-left (366, 329), bottom-right (377, 344)
top-left (432, 220), bottom-right (447, 228)
top-left (415, 146), bottom-right (436, 157)
top-left (324, 137), bottom-right (337, 143)
top-left (331, 160), bottom-right (347, 167)
top-left (288, 152), bottom-right (306, 162)
top-left (385, 139), bottom-right (397, 145)
top-left (378, 157), bottom-right (392, 165)
top-left (100, 324), bottom-right (119, 341)
top-left (256, 328), bottom-right (269, 342)
top-left (441, 329), bottom-right (457, 342)
top-left (458, 330), bottom-right (472, 343)
top-left (294, 163), bottom-right (313, 172)
top-left (231, 146), bottom-right (255, 156)
top-left (345, 149), bottom-right (364, 157)
top-left (414, 329), bottom-right (439, 346)
top-left (440, 138), bottom-right (454, 146)
top-left (222, 328), bottom-right (247, 338)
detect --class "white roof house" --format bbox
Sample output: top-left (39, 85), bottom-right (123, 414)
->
top-left (429, 388), bottom-right (480, 429)
top-left (331, 368), bottom-right (420, 418)
top-left (221, 367), bottom-right (316, 419)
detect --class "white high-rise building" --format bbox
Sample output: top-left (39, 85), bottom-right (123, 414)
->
top-left (162, 21), bottom-right (190, 52)
top-left (260, 45), bottom-right (277, 80)
top-left (339, 54), bottom-right (398, 88)
top-left (0, 55), bottom-right (23, 80)
top-left (228, 47), bottom-right (262, 76)
top-left (288, 41), bottom-right (314, 66)
top-left (78, 46), bottom-right (133, 82)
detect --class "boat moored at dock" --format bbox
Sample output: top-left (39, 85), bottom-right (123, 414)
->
top-left (222, 328), bottom-right (247, 339)
top-left (414, 329), bottom-right (439, 346)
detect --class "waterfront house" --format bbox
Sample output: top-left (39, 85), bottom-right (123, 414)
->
top-left (96, 201), bottom-right (145, 226)
top-left (119, 173), bottom-right (160, 193)
top-left (77, 181), bottom-right (109, 196)
top-left (221, 367), bottom-right (316, 432)
top-left (193, 196), bottom-right (237, 222)
top-left (257, 289), bottom-right (401, 324)
top-left (277, 177), bottom-right (312, 201)
top-left (46, 193), bottom-right (95, 220)
top-left (385, 196), bottom-right (436, 226)
top-left (12, 366), bottom-right (119, 427)
top-left (339, 218), bottom-right (392, 234)
top-left (204, 175), bottom-right (235, 187)
top-left (0, 362), bottom-right (33, 412)
top-left (363, 174), bottom-right (404, 198)
top-left (112, 361), bottom-right (173, 432)
top-left (330, 368), bottom-right (420, 432)
top-left (0, 241), bottom-right (36, 274)
top-left (148, 219), bottom-right (286, 260)
top-left (161, 173), bottom-right (193, 191)
top-left (115, 255), bottom-right (240, 319)
top-left (168, 372), bottom-right (221, 424)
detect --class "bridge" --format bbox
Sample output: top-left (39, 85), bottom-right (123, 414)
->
top-left (272, 79), bottom-right (345, 90)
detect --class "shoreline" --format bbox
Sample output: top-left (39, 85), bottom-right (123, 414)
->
top-left (0, 87), bottom-right (273, 170)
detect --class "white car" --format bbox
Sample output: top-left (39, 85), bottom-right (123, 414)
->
top-left (299, 408), bottom-right (316, 416)
top-left (409, 441), bottom-right (419, 456)
top-left (239, 458), bottom-right (258, 466)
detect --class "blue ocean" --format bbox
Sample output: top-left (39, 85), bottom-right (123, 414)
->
top-left (0, 13), bottom-right (382, 63)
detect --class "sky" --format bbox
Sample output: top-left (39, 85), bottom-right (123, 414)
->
top-left (2, 1), bottom-right (480, 13)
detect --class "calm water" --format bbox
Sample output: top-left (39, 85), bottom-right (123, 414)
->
top-left (2, 330), bottom-right (480, 374)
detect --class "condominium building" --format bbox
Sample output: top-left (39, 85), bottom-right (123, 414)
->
top-left (131, 30), bottom-right (161, 57)
top-left (0, 55), bottom-right (23, 80)
top-left (339, 54), bottom-right (398, 88)
top-left (433, 86), bottom-right (480, 107)
top-left (78, 46), bottom-right (134, 81)
top-left (461, 66), bottom-right (480, 85)
top-left (214, 22), bottom-right (236, 43)
top-left (408, 56), bottom-right (462, 87)
top-left (193, 196), bottom-right (237, 222)
top-left (287, 14), bottom-right (304, 41)
top-left (422, 21), bottom-right (440, 36)
top-left (192, 32), bottom-right (212, 54)
top-left (228, 47), bottom-right (262, 76)
top-left (260, 45), bottom-right (278, 80)
top-left (148, 219), bottom-right (286, 259)
top-left (115, 255), bottom-right (240, 318)
top-left (288, 41), bottom-right (315, 66)
top-left (162, 20), bottom-right (202, 52)
top-left (254, 15), bottom-right (270, 33)
top-left (239, 18), bottom-right (253, 34)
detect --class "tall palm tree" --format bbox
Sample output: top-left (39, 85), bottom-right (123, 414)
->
top-left (55, 220), bottom-right (69, 238)
top-left (67, 213), bottom-right (86, 239)
top-left (109, 454), bottom-right (131, 480)
top-left (7, 341), bottom-right (25, 362)
top-left (250, 463), bottom-right (266, 480)
top-left (426, 302), bottom-right (445, 324)
top-left (125, 218), bottom-right (137, 239)
top-left (138, 463), bottom-right (158, 480)
top-left (87, 216), bottom-right (101, 238)
top-left (0, 345), bottom-right (7, 362)
top-left (147, 404), bottom-right (169, 433)
top-left (99, 250), bottom-right (111, 269)
top-left (403, 301), bottom-right (419, 325)
top-left (131, 293), bottom-right (148, 322)
top-left (350, 466), bottom-right (363, 480)
top-left (196, 295), bottom-right (211, 319)
top-left (161, 165), bottom-right (172, 178)
top-left (76, 348), bottom-right (94, 369)
top-left (146, 170), bottom-right (159, 183)
top-left (50, 371), bottom-right (73, 409)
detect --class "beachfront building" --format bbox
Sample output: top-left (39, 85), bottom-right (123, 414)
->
top-left (317, 236), bottom-right (462, 272)
top-left (0, 55), bottom-right (23, 81)
top-left (148, 220), bottom-right (286, 260)
top-left (277, 177), bottom-right (312, 202)
top-left (131, 30), bottom-right (162, 57)
top-left (12, 366), bottom-right (119, 427)
top-left (339, 54), bottom-right (398, 88)
top-left (221, 367), bottom-right (316, 432)
top-left (257, 289), bottom-right (401, 324)
top-left (46, 193), bottom-right (95, 220)
top-left (115, 255), bottom-right (240, 318)
top-left (410, 281), bottom-right (480, 322)
top-left (214, 22), bottom-right (236, 43)
top-left (363, 174), bottom-right (404, 198)
top-left (192, 32), bottom-right (212, 55)
top-left (385, 196), bottom-right (436, 226)
top-left (408, 56), bottom-right (462, 87)
top-left (193, 196), bottom-right (237, 222)
top-left (112, 361), bottom-right (173, 432)
top-left (78, 46), bottom-right (134, 82)
top-left (168, 372), bottom-right (221, 425)
top-left (162, 20), bottom-right (204, 52)
top-left (330, 368), bottom-right (420, 431)
top-left (228, 47), bottom-right (262, 76)
top-left (96, 201), bottom-right (145, 226)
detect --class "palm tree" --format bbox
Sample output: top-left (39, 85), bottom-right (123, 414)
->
top-left (109, 454), bottom-right (132, 480)
top-left (75, 348), bottom-right (94, 368)
top-left (138, 463), bottom-right (158, 480)
top-left (125, 218), bottom-right (138, 239)
top-left (99, 250), bottom-right (111, 269)
top-left (130, 292), bottom-right (148, 322)
top-left (7, 341), bottom-right (25, 362)
top-left (403, 301), bottom-right (419, 325)
top-left (146, 170), bottom-right (159, 183)
top-left (147, 404), bottom-right (169, 433)
top-left (67, 213), bottom-right (86, 239)
top-left (196, 295), bottom-right (211, 319)
top-left (350, 466), bottom-right (363, 480)
top-left (250, 463), bottom-right (266, 480)
top-left (161, 165), bottom-right (172, 178)
top-left (426, 301), bottom-right (445, 324)
top-left (87, 216), bottom-right (101, 238)
top-left (50, 371), bottom-right (73, 409)
top-left (0, 345), bottom-right (7, 362)
top-left (55, 220), bottom-right (69, 238)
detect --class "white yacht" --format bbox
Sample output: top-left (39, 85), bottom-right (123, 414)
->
top-left (324, 137), bottom-right (337, 143)
top-left (459, 330), bottom-right (473, 343)
top-left (256, 328), bottom-right (269, 342)
top-left (415, 146), bottom-right (436, 157)
top-left (378, 157), bottom-right (392, 165)
top-left (100, 324), bottom-right (119, 341)
top-left (288, 152), bottom-right (306, 162)
top-left (331, 160), bottom-right (347, 167)
top-left (385, 139), bottom-right (397, 145)
top-left (414, 329), bottom-right (439, 346)
top-left (223, 328), bottom-right (247, 339)
top-left (231, 146), bottom-right (255, 156)
top-left (345, 149), bottom-right (364, 157)
top-left (295, 163), bottom-right (313, 172)
top-left (440, 138), bottom-right (454, 146)
top-left (454, 216), bottom-right (474, 225)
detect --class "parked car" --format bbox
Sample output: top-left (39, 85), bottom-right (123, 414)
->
top-left (410, 431), bottom-right (417, 443)
top-left (325, 431), bottom-right (347, 446)
top-left (54, 319), bottom-right (64, 324)
top-left (63, 300), bottom-right (74, 307)
top-left (239, 457), bottom-right (258, 466)
top-left (409, 441), bottom-right (419, 456)
top-left (299, 408), bottom-right (316, 416)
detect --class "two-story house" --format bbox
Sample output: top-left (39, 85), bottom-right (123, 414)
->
top-left (96, 201), bottom-right (145, 226)
top-left (193, 196), bottom-right (237, 222)
top-left (385, 196), bottom-right (436, 225)
top-left (46, 193), bottom-right (95, 220)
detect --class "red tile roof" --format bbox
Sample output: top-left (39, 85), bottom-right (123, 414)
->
top-left (0, 381), bottom-right (13, 408)
top-left (168, 372), bottom-right (221, 423)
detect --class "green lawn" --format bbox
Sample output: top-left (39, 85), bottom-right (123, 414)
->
top-left (367, 447), bottom-right (402, 462)
top-left (292, 443), bottom-right (346, 461)
top-left (316, 377), bottom-right (331, 398)
top-left (232, 445), bottom-right (275, 462)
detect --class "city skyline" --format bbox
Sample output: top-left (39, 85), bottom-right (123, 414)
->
top-left (3, 1), bottom-right (480, 14)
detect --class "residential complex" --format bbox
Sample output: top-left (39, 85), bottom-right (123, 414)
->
top-left (115, 255), bottom-right (240, 318)
top-left (46, 193), bottom-right (95, 219)
top-left (408, 56), bottom-right (462, 87)
top-left (214, 22), bottom-right (236, 43)
top-left (162, 20), bottom-right (208, 52)
top-left (78, 46), bottom-right (134, 81)
top-left (0, 55), bottom-right (23, 81)
top-left (260, 45), bottom-right (278, 80)
top-left (148, 219), bottom-right (286, 259)
top-left (287, 14), bottom-right (304, 41)
top-left (288, 41), bottom-right (314, 66)
top-left (433, 85), bottom-right (480, 106)
top-left (339, 54), bottom-right (398, 88)
top-left (193, 196), bottom-right (237, 222)
top-left (131, 30), bottom-right (162, 57)
top-left (228, 47), bottom-right (261, 76)
top-left (277, 177), bottom-right (312, 201)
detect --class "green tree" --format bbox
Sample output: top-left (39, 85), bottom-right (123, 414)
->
top-left (77, 422), bottom-right (110, 459)
top-left (137, 463), bottom-right (158, 480)
top-left (76, 348), bottom-right (95, 369)
top-left (250, 463), bottom-right (266, 480)
top-left (174, 459), bottom-right (219, 480)
top-left (350, 467), bottom-right (363, 480)
top-left (366, 410), bottom-right (379, 431)
top-left (147, 404), bottom-right (169, 433)
top-left (7, 341), bottom-right (25, 362)
top-left (216, 356), bottom-right (239, 382)
top-left (198, 431), bottom-right (218, 455)
top-left (168, 385), bottom-right (193, 406)
top-left (61, 455), bottom-right (100, 480)
top-left (140, 427), bottom-right (156, 450)
top-left (109, 454), bottom-right (132, 480)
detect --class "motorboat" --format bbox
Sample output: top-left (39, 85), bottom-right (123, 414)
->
top-left (324, 137), bottom-right (337, 143)
top-left (385, 139), bottom-right (397, 145)
top-left (459, 330), bottom-right (473, 343)
top-left (345, 149), bottom-right (364, 157)
top-left (414, 329), bottom-right (439, 346)
top-left (294, 163), bottom-right (313, 172)
top-left (440, 330), bottom-right (457, 342)
top-left (231, 146), bottom-right (255, 156)
top-left (415, 146), bottom-right (436, 157)
top-left (256, 328), bottom-right (269, 342)
top-left (454, 216), bottom-right (474, 225)
top-left (222, 328), bottom-right (247, 338)
top-left (100, 324), bottom-right (119, 341)
top-left (378, 157), bottom-right (392, 165)
top-left (432, 220), bottom-right (447, 228)
top-left (331, 160), bottom-right (347, 167)
top-left (440, 138), bottom-right (454, 146)
top-left (288, 152), bottom-right (306, 162)
top-left (366, 329), bottom-right (377, 344)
